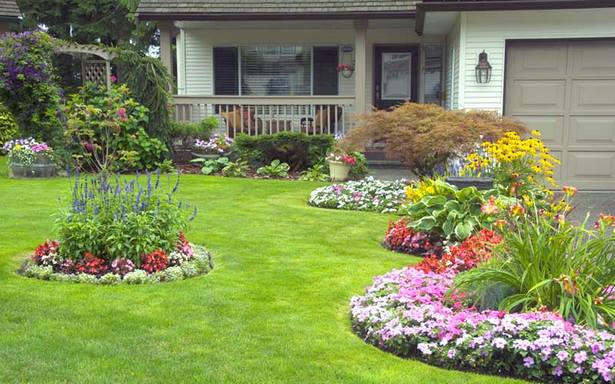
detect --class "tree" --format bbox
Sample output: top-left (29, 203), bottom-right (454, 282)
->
top-left (16, 0), bottom-right (157, 52)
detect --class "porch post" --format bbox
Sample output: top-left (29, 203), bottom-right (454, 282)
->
top-left (354, 20), bottom-right (368, 115)
top-left (158, 21), bottom-right (174, 87)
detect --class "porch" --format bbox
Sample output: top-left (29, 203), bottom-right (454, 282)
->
top-left (158, 18), bottom-right (446, 136)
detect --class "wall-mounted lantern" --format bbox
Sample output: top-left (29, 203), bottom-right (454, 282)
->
top-left (475, 50), bottom-right (492, 84)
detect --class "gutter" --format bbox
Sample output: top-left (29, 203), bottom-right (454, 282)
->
top-left (138, 10), bottom-right (416, 21)
top-left (416, 0), bottom-right (615, 35)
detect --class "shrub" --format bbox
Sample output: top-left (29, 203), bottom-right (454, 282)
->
top-left (257, 159), bottom-right (290, 178)
top-left (63, 83), bottom-right (168, 172)
top-left (455, 191), bottom-right (615, 328)
top-left (171, 118), bottom-right (218, 145)
top-left (56, 171), bottom-right (197, 265)
top-left (0, 31), bottom-right (63, 144)
top-left (0, 103), bottom-right (18, 146)
top-left (341, 103), bottom-right (527, 176)
top-left (308, 177), bottom-right (407, 213)
top-left (233, 132), bottom-right (334, 172)
top-left (115, 49), bottom-right (174, 143)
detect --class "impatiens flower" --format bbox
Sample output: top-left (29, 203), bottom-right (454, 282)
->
top-left (556, 350), bottom-right (569, 361)
top-left (523, 356), bottom-right (534, 368)
top-left (574, 351), bottom-right (588, 364)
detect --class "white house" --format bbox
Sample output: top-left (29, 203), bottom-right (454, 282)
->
top-left (137, 0), bottom-right (615, 189)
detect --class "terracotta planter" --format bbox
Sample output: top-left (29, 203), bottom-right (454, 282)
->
top-left (9, 161), bottom-right (56, 178)
top-left (446, 176), bottom-right (494, 190)
top-left (328, 160), bottom-right (351, 181)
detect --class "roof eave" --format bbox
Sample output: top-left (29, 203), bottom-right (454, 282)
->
top-left (137, 10), bottom-right (416, 22)
top-left (416, 0), bottom-right (615, 35)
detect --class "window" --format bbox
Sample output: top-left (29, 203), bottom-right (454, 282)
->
top-left (423, 44), bottom-right (444, 105)
top-left (213, 45), bottom-right (339, 96)
top-left (213, 47), bottom-right (239, 95)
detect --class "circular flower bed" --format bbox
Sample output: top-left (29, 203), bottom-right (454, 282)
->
top-left (308, 177), bottom-right (408, 213)
top-left (351, 231), bottom-right (615, 383)
top-left (19, 234), bottom-right (213, 285)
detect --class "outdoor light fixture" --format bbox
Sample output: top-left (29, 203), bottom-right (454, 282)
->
top-left (475, 50), bottom-right (492, 84)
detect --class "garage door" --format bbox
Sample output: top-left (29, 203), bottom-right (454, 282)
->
top-left (505, 39), bottom-right (615, 190)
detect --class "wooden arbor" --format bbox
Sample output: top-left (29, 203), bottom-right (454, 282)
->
top-left (54, 44), bottom-right (118, 90)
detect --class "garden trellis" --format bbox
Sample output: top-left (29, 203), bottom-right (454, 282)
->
top-left (54, 43), bottom-right (117, 90)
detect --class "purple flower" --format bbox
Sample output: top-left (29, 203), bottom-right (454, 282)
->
top-left (523, 357), bottom-right (534, 368)
top-left (574, 351), bottom-right (588, 364)
top-left (556, 350), bottom-right (569, 361)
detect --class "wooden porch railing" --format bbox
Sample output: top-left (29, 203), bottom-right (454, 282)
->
top-left (173, 95), bottom-right (355, 137)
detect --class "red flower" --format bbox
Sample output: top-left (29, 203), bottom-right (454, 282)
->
top-left (414, 229), bottom-right (502, 274)
top-left (33, 240), bottom-right (60, 264)
top-left (341, 154), bottom-right (357, 166)
top-left (141, 249), bottom-right (169, 273)
top-left (76, 252), bottom-right (109, 275)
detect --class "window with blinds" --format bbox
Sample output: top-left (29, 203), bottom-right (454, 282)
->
top-left (213, 45), bottom-right (339, 96)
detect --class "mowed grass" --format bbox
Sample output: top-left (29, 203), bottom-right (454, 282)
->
top-left (0, 157), bottom-right (529, 383)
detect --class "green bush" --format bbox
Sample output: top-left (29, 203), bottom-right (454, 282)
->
top-left (0, 32), bottom-right (63, 144)
top-left (233, 132), bottom-right (334, 172)
top-left (57, 172), bottom-right (196, 264)
top-left (64, 83), bottom-right (168, 172)
top-left (454, 197), bottom-right (615, 328)
top-left (0, 104), bottom-right (18, 146)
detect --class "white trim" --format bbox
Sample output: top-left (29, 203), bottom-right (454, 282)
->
top-left (458, 12), bottom-right (467, 110)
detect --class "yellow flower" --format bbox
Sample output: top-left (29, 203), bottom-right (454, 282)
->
top-left (562, 186), bottom-right (578, 197)
top-left (531, 130), bottom-right (541, 137)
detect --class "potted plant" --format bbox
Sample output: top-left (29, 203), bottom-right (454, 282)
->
top-left (326, 150), bottom-right (357, 181)
top-left (336, 63), bottom-right (354, 79)
top-left (3, 138), bottom-right (56, 178)
top-left (192, 134), bottom-right (234, 160)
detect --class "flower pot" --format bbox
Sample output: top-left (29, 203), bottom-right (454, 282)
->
top-left (445, 176), bottom-right (494, 190)
top-left (9, 161), bottom-right (56, 178)
top-left (328, 160), bottom-right (351, 182)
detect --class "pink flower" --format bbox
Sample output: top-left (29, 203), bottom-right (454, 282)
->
top-left (110, 74), bottom-right (118, 83)
top-left (117, 107), bottom-right (128, 121)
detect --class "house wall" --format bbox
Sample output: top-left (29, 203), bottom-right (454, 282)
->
top-left (458, 8), bottom-right (615, 113)
top-left (177, 20), bottom-right (442, 107)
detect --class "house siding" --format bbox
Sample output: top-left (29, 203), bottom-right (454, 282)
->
top-left (178, 20), bottom-right (432, 107)
top-left (445, 17), bottom-right (460, 110)
top-left (460, 8), bottom-right (615, 113)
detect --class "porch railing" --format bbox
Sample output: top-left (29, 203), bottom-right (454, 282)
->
top-left (173, 95), bottom-right (355, 137)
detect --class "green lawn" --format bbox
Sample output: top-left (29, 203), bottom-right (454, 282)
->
top-left (0, 156), bottom-right (529, 383)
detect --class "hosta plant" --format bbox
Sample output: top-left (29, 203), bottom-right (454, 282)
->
top-left (256, 159), bottom-right (290, 178)
top-left (191, 156), bottom-right (230, 175)
top-left (402, 180), bottom-right (509, 241)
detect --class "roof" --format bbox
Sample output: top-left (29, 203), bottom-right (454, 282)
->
top-left (137, 0), bottom-right (419, 20)
top-left (0, 0), bottom-right (19, 19)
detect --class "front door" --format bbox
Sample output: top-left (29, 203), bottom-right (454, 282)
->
top-left (374, 45), bottom-right (419, 110)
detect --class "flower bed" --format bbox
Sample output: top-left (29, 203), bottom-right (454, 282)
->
top-left (351, 230), bottom-right (615, 383)
top-left (19, 237), bottom-right (213, 284)
top-left (17, 170), bottom-right (215, 284)
top-left (382, 218), bottom-right (444, 257)
top-left (308, 177), bottom-right (407, 213)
